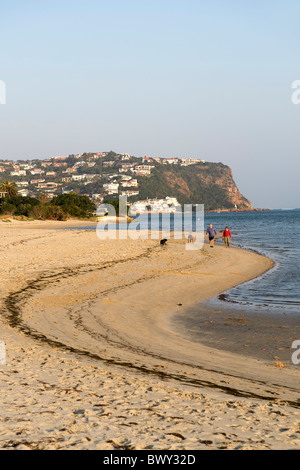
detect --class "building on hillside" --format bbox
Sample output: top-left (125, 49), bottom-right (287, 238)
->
top-left (92, 152), bottom-right (107, 158)
top-left (132, 168), bottom-right (151, 176)
top-left (74, 161), bottom-right (86, 168)
top-left (84, 174), bottom-right (98, 181)
top-left (164, 196), bottom-right (180, 206)
top-left (31, 179), bottom-right (45, 184)
top-left (11, 170), bottom-right (26, 176)
top-left (19, 164), bottom-right (34, 170)
top-left (180, 158), bottom-right (205, 166)
top-left (106, 174), bottom-right (119, 180)
top-left (71, 174), bottom-right (87, 181)
top-left (37, 182), bottom-right (60, 189)
top-left (30, 169), bottom-right (45, 175)
top-left (162, 158), bottom-right (179, 165)
top-left (54, 162), bottom-right (67, 167)
top-left (64, 167), bottom-right (77, 174)
top-left (103, 182), bottom-right (119, 193)
top-left (119, 167), bottom-right (135, 174)
top-left (18, 189), bottom-right (29, 197)
top-left (134, 165), bottom-right (154, 171)
top-left (130, 164), bottom-right (153, 176)
top-left (121, 163), bottom-right (135, 170)
top-left (121, 179), bottom-right (138, 188)
top-left (130, 197), bottom-right (180, 213)
top-left (120, 190), bottom-right (139, 197)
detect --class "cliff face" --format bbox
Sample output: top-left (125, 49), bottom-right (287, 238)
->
top-left (136, 162), bottom-right (253, 210)
top-left (195, 165), bottom-right (253, 210)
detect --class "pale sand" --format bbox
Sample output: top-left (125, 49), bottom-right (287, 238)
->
top-left (0, 220), bottom-right (300, 450)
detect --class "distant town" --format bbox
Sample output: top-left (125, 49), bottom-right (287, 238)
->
top-left (0, 151), bottom-right (206, 211)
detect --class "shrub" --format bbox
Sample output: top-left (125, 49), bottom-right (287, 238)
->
top-left (30, 205), bottom-right (67, 221)
top-left (51, 193), bottom-right (95, 218)
top-left (0, 201), bottom-right (16, 215)
top-left (0, 196), bottom-right (40, 216)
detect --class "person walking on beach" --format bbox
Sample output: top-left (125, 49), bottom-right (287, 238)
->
top-left (223, 226), bottom-right (232, 248)
top-left (206, 224), bottom-right (217, 248)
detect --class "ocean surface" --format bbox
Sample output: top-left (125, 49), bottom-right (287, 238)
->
top-left (73, 209), bottom-right (300, 315)
top-left (202, 209), bottom-right (300, 315)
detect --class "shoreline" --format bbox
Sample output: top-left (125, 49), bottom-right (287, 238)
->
top-left (3, 227), bottom-right (295, 389)
top-left (172, 299), bottom-right (300, 365)
top-left (0, 216), bottom-right (132, 229)
top-left (1, 223), bottom-right (300, 449)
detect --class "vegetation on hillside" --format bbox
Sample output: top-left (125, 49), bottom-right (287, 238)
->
top-left (131, 163), bottom-right (239, 209)
top-left (0, 153), bottom-right (252, 211)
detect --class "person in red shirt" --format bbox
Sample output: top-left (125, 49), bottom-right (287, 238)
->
top-left (223, 226), bottom-right (232, 248)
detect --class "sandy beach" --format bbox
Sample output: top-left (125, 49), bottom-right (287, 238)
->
top-left (1, 218), bottom-right (300, 450)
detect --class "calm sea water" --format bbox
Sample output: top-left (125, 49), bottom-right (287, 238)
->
top-left (72, 208), bottom-right (300, 314)
top-left (203, 209), bottom-right (300, 315)
top-left (120, 209), bottom-right (300, 314)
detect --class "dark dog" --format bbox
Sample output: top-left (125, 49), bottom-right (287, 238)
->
top-left (160, 239), bottom-right (167, 246)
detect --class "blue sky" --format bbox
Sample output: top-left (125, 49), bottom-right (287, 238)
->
top-left (1, 0), bottom-right (300, 208)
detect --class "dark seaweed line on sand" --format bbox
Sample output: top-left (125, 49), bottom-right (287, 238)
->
top-left (3, 248), bottom-right (300, 408)
top-left (68, 281), bottom-right (300, 407)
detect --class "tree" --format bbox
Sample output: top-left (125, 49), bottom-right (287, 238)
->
top-left (38, 194), bottom-right (49, 204)
top-left (51, 192), bottom-right (96, 218)
top-left (0, 180), bottom-right (18, 199)
top-left (103, 198), bottom-right (129, 216)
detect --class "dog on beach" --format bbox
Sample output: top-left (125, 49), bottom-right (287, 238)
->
top-left (160, 239), bottom-right (167, 246)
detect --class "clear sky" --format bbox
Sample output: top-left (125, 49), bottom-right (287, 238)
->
top-left (1, 0), bottom-right (300, 209)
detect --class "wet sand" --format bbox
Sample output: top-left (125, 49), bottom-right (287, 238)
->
top-left (173, 303), bottom-right (300, 365)
top-left (1, 220), bottom-right (300, 450)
